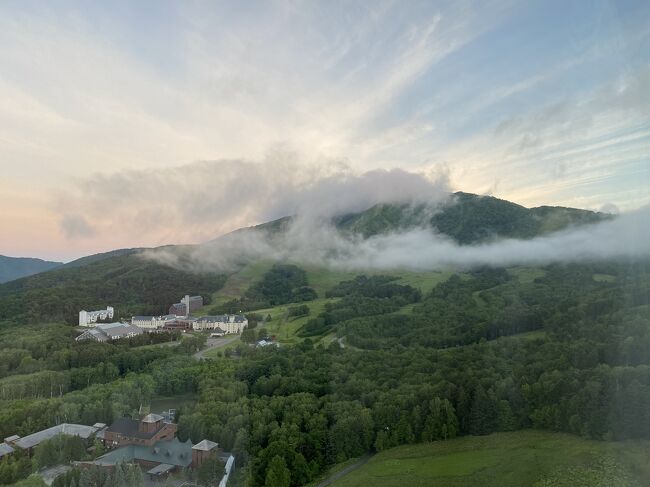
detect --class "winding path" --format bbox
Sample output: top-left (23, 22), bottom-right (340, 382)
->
top-left (193, 336), bottom-right (239, 359)
top-left (315, 454), bottom-right (373, 487)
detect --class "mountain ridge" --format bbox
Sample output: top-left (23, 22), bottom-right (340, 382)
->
top-left (0, 192), bottom-right (609, 324)
top-left (0, 255), bottom-right (63, 284)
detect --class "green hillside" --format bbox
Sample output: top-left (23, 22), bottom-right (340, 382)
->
top-left (335, 192), bottom-right (606, 242)
top-left (0, 252), bottom-right (226, 325)
top-left (0, 255), bottom-right (62, 284)
top-left (328, 431), bottom-right (650, 486)
top-left (0, 193), bottom-right (608, 326)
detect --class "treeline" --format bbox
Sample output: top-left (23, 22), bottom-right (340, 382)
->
top-left (299, 276), bottom-right (421, 337)
top-left (215, 264), bottom-right (318, 313)
top-left (337, 265), bottom-right (630, 350)
top-left (0, 374), bottom-right (155, 440)
top-left (0, 331), bottom-right (206, 437)
top-left (53, 462), bottom-right (143, 487)
top-left (325, 275), bottom-right (422, 301)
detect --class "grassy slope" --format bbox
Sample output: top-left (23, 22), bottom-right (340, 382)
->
top-left (213, 263), bottom-right (450, 308)
top-left (209, 264), bottom-right (453, 347)
top-left (331, 431), bottom-right (650, 487)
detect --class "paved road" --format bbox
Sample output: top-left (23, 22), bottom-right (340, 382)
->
top-left (193, 336), bottom-right (239, 359)
top-left (38, 465), bottom-right (71, 486)
top-left (315, 454), bottom-right (373, 487)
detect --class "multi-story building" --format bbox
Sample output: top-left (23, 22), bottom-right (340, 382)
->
top-left (79, 306), bottom-right (114, 327)
top-left (169, 295), bottom-right (203, 316)
top-left (102, 414), bottom-right (177, 448)
top-left (131, 315), bottom-right (176, 330)
top-left (163, 317), bottom-right (197, 332)
top-left (193, 315), bottom-right (248, 334)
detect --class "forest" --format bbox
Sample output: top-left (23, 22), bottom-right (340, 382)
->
top-left (0, 259), bottom-right (649, 486)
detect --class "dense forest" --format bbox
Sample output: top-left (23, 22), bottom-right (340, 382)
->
top-left (1, 256), bottom-right (648, 486)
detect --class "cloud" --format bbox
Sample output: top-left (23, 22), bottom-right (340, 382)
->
top-left (145, 204), bottom-right (650, 273)
top-left (59, 214), bottom-right (96, 239)
top-left (55, 154), bottom-right (451, 245)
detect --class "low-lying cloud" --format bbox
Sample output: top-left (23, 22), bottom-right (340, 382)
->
top-left (56, 153), bottom-right (450, 245)
top-left (144, 204), bottom-right (650, 273)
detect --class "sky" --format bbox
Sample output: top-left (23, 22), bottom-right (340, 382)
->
top-left (0, 0), bottom-right (648, 262)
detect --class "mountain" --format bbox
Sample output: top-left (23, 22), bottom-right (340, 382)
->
top-left (0, 255), bottom-right (62, 283)
top-left (61, 248), bottom-right (142, 269)
top-left (0, 192), bottom-right (607, 325)
top-left (334, 192), bottom-right (607, 242)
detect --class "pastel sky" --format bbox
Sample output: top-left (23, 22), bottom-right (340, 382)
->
top-left (1, 0), bottom-right (649, 262)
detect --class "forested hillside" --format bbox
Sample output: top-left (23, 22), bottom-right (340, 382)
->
top-left (0, 252), bottom-right (226, 324)
top-left (0, 193), bottom-right (606, 326)
top-left (334, 192), bottom-right (606, 241)
top-left (0, 256), bottom-right (62, 284)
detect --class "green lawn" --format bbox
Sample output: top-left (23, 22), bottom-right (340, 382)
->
top-left (149, 392), bottom-right (197, 413)
top-left (508, 267), bottom-right (547, 284)
top-left (211, 261), bottom-right (274, 305)
top-left (593, 273), bottom-right (617, 283)
top-left (331, 431), bottom-right (650, 487)
top-left (254, 297), bottom-right (337, 344)
top-left (394, 271), bottom-right (451, 295)
top-left (213, 263), bottom-right (453, 308)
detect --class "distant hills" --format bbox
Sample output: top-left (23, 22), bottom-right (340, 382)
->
top-left (0, 255), bottom-right (62, 284)
top-left (0, 192), bottom-right (609, 324)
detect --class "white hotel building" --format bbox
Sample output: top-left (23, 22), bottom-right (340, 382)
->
top-left (193, 315), bottom-right (248, 334)
top-left (131, 315), bottom-right (177, 330)
top-left (79, 306), bottom-right (114, 327)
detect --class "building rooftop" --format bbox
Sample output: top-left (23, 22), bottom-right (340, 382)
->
top-left (14, 423), bottom-right (99, 450)
top-left (94, 438), bottom-right (193, 468)
top-left (198, 315), bottom-right (247, 323)
top-left (142, 413), bottom-right (165, 423)
top-left (106, 418), bottom-right (157, 440)
top-left (132, 315), bottom-right (176, 321)
top-left (192, 439), bottom-right (218, 451)
top-left (147, 463), bottom-right (176, 476)
top-left (0, 443), bottom-right (14, 457)
top-left (96, 322), bottom-right (143, 338)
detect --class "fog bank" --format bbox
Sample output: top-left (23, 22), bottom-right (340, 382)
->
top-left (144, 204), bottom-right (650, 273)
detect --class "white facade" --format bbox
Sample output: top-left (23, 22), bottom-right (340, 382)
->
top-left (193, 315), bottom-right (248, 334)
top-left (79, 306), bottom-right (114, 327)
top-left (131, 315), bottom-right (176, 330)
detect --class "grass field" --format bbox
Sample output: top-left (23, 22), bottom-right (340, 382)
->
top-left (211, 261), bottom-right (274, 305)
top-left (508, 267), bottom-right (547, 283)
top-left (593, 273), bottom-right (617, 283)
top-left (394, 271), bottom-right (451, 295)
top-left (149, 392), bottom-right (197, 413)
top-left (330, 431), bottom-right (650, 487)
top-left (253, 297), bottom-right (338, 345)
top-left (212, 262), bottom-right (453, 308)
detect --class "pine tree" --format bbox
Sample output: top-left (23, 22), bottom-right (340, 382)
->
top-left (265, 456), bottom-right (290, 487)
